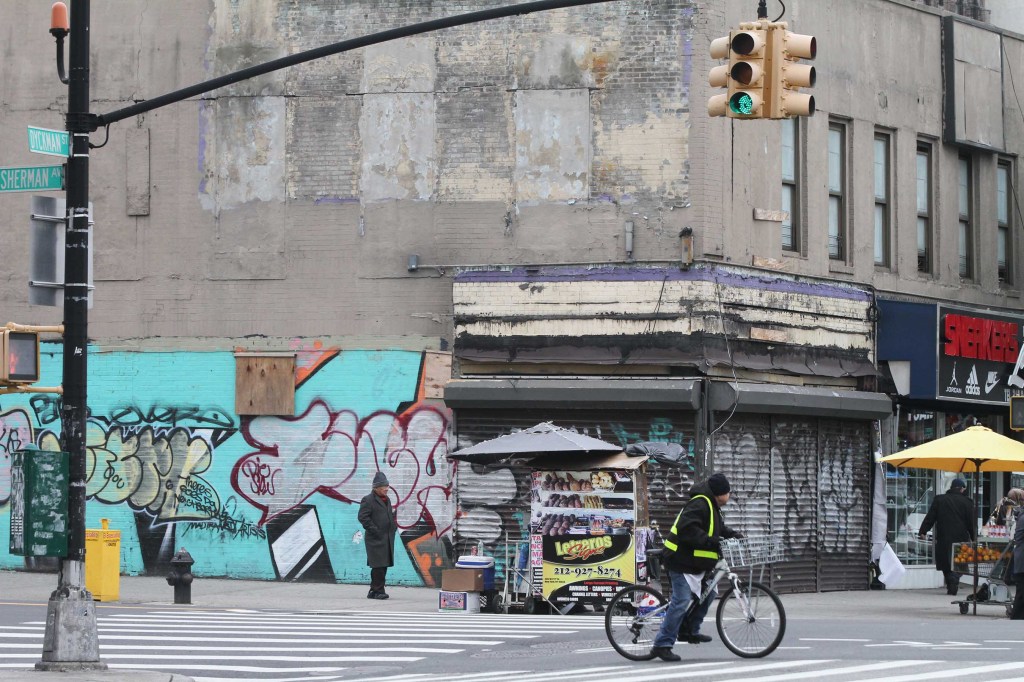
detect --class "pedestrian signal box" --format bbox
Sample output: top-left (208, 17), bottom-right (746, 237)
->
top-left (1, 330), bottom-right (40, 384)
top-left (1011, 396), bottom-right (1024, 431)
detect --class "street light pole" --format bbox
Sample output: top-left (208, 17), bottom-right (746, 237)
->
top-left (38, 0), bottom-right (103, 670)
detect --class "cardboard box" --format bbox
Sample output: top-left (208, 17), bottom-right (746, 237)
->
top-left (441, 568), bottom-right (484, 592)
top-left (438, 590), bottom-right (480, 613)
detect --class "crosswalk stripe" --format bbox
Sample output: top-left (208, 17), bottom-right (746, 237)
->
top-left (558, 659), bottom-right (831, 682)
top-left (96, 615), bottom-right (604, 631)
top-left (371, 666), bottom-right (636, 682)
top-left (869, 662), bottom-right (1024, 681)
top-left (4, 624), bottom-right (550, 638)
top-left (0, 652), bottom-right (422, 662)
top-left (0, 633), bottom-right (504, 645)
top-left (741, 659), bottom-right (933, 681)
top-left (0, 642), bottom-right (460, 652)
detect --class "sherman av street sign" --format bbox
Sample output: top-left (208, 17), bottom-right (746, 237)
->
top-left (27, 126), bottom-right (70, 157)
top-left (0, 165), bottom-right (65, 193)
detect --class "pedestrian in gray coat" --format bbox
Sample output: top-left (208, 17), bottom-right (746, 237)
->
top-left (1011, 505), bottom-right (1024, 620)
top-left (358, 470), bottom-right (398, 599)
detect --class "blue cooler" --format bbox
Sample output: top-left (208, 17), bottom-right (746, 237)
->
top-left (456, 555), bottom-right (495, 591)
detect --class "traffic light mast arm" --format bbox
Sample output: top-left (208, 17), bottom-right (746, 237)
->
top-left (0, 385), bottom-right (63, 395)
top-left (5, 322), bottom-right (65, 335)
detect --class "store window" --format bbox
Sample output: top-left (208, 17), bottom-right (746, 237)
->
top-left (887, 410), bottom-right (938, 566)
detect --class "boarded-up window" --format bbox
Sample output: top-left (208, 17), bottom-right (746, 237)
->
top-left (235, 353), bottom-right (296, 415)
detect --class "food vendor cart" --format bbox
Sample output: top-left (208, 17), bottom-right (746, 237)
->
top-left (951, 524), bottom-right (1016, 616)
top-left (526, 452), bottom-right (649, 611)
top-left (448, 423), bottom-right (654, 615)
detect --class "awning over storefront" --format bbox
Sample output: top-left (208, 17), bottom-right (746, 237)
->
top-left (708, 382), bottom-right (893, 419)
top-left (443, 378), bottom-right (701, 410)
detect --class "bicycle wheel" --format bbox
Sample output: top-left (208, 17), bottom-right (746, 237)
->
top-left (716, 580), bottom-right (786, 658)
top-left (605, 584), bottom-right (667, 661)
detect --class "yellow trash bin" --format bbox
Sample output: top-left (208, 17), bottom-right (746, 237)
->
top-left (85, 518), bottom-right (121, 602)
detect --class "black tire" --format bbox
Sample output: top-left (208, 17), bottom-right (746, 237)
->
top-left (959, 602), bottom-right (969, 615)
top-left (604, 585), bottom-right (666, 661)
top-left (716, 580), bottom-right (786, 658)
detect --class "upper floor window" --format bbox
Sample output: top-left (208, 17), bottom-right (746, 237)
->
top-left (916, 142), bottom-right (933, 274)
top-left (828, 122), bottom-right (847, 261)
top-left (997, 160), bottom-right (1013, 285)
top-left (958, 155), bottom-right (974, 280)
top-left (873, 132), bottom-right (892, 268)
top-left (781, 118), bottom-right (799, 252)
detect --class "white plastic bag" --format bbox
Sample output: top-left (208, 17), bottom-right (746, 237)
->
top-left (878, 542), bottom-right (906, 587)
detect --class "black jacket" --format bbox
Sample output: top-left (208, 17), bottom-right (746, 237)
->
top-left (919, 488), bottom-right (975, 573)
top-left (662, 482), bottom-right (740, 573)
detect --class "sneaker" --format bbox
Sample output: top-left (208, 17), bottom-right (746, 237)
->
top-left (651, 646), bottom-right (681, 662)
top-left (367, 590), bottom-right (378, 599)
top-left (372, 592), bottom-right (390, 600)
top-left (681, 633), bottom-right (712, 644)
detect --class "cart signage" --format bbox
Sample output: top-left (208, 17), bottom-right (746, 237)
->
top-left (531, 468), bottom-right (637, 604)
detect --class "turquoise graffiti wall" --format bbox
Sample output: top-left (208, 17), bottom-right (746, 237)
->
top-left (0, 343), bottom-right (455, 586)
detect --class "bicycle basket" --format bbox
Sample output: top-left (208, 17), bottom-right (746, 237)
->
top-left (720, 534), bottom-right (784, 567)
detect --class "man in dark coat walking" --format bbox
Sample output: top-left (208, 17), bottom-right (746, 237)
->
top-left (918, 478), bottom-right (975, 596)
top-left (358, 470), bottom-right (398, 599)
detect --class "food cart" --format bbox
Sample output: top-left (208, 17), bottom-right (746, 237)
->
top-left (951, 524), bottom-right (1016, 616)
top-left (525, 452), bottom-right (650, 612)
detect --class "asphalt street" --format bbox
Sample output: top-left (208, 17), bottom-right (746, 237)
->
top-left (0, 570), bottom-right (1020, 681)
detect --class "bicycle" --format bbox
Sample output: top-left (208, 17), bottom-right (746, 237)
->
top-left (604, 533), bottom-right (786, 660)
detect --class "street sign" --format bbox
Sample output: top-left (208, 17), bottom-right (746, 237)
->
top-left (0, 165), bottom-right (64, 193)
top-left (27, 126), bottom-right (70, 157)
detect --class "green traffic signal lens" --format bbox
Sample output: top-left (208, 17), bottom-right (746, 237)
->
top-left (729, 93), bottom-right (755, 115)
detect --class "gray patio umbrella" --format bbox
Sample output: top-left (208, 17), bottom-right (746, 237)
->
top-left (448, 422), bottom-right (622, 464)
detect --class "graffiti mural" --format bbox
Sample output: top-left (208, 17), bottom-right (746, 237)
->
top-left (0, 348), bottom-right (457, 586)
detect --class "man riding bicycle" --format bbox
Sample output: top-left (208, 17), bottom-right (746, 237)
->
top-left (651, 472), bottom-right (741, 662)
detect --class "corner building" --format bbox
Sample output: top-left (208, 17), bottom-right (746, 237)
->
top-left (0, 0), bottom-right (1019, 593)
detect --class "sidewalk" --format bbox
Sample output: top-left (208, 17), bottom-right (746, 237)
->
top-left (0, 569), bottom-right (1008, 681)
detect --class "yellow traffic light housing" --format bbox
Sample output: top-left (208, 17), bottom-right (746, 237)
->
top-left (1, 330), bottom-right (40, 384)
top-left (726, 25), bottom-right (767, 119)
top-left (768, 24), bottom-right (817, 118)
top-left (1012, 396), bottom-right (1024, 431)
top-left (707, 35), bottom-right (730, 117)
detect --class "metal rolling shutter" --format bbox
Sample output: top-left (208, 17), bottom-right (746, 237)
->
top-left (818, 419), bottom-right (872, 591)
top-left (770, 417), bottom-right (822, 594)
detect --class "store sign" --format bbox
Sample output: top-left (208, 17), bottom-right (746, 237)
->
top-left (530, 468), bottom-right (638, 604)
top-left (938, 306), bottom-right (1024, 403)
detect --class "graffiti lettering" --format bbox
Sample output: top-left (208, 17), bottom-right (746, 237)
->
top-left (180, 496), bottom-right (267, 541)
top-left (0, 409), bottom-right (34, 506)
top-left (108, 405), bottom-right (236, 429)
top-left (232, 400), bottom-right (454, 538)
top-left (29, 395), bottom-right (61, 426)
top-left (37, 424), bottom-right (220, 525)
top-left (240, 458), bottom-right (278, 496)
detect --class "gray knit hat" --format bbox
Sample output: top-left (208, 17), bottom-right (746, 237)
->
top-left (372, 471), bottom-right (389, 488)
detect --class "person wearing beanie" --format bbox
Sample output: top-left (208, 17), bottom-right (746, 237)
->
top-left (358, 470), bottom-right (398, 599)
top-left (918, 477), bottom-right (975, 596)
top-left (651, 472), bottom-right (742, 663)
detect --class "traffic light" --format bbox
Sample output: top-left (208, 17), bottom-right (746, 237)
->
top-left (768, 24), bottom-right (817, 118)
top-left (1, 330), bottom-right (40, 384)
top-left (726, 24), bottom-right (768, 119)
top-left (707, 36), bottom-right (730, 117)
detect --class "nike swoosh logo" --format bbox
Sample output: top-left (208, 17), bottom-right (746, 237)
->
top-left (985, 373), bottom-right (1000, 394)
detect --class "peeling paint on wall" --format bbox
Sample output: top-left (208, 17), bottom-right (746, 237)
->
top-left (514, 89), bottom-right (590, 202)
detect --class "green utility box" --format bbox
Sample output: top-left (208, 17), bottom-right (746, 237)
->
top-left (9, 447), bottom-right (69, 557)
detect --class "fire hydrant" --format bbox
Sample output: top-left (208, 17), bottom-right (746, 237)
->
top-left (167, 548), bottom-right (195, 604)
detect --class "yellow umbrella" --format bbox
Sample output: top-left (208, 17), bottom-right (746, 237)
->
top-left (878, 425), bottom-right (1024, 472)
top-left (878, 425), bottom-right (1024, 615)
